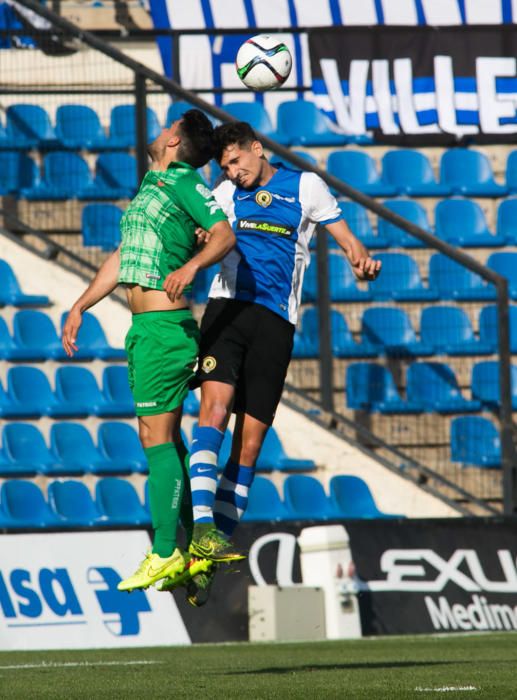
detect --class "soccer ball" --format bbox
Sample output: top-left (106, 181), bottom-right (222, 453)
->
top-left (235, 35), bottom-right (292, 91)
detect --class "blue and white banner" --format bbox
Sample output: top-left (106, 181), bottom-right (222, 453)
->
top-left (310, 25), bottom-right (517, 136)
top-left (0, 531), bottom-right (190, 650)
top-left (149, 0), bottom-right (517, 133)
top-left (150, 0), bottom-right (517, 30)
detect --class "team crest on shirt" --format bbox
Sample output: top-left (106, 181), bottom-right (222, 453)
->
top-left (255, 190), bottom-right (272, 207)
top-left (202, 356), bottom-right (217, 373)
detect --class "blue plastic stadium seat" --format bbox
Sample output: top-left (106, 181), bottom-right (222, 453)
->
top-left (183, 390), bottom-right (200, 416)
top-left (0, 480), bottom-right (59, 528)
top-left (12, 309), bottom-right (71, 361)
top-left (21, 151), bottom-right (93, 200)
top-left (327, 150), bottom-right (397, 197)
top-left (0, 442), bottom-right (21, 477)
top-left (328, 252), bottom-right (372, 302)
top-left (0, 423), bottom-right (41, 476)
top-left (95, 478), bottom-right (150, 526)
top-left (488, 252), bottom-right (517, 300)
top-left (6, 366), bottom-right (72, 418)
top-left (382, 150), bottom-right (451, 196)
top-left (378, 199), bottom-right (430, 248)
top-left (471, 360), bottom-right (517, 410)
top-left (450, 416), bottom-right (501, 469)
top-left (55, 104), bottom-right (110, 150)
top-left (505, 151), bottom-right (517, 193)
top-left (54, 366), bottom-right (111, 416)
top-left (428, 254), bottom-right (496, 301)
top-left (496, 197), bottom-right (517, 244)
top-left (339, 201), bottom-right (389, 249)
top-left (0, 118), bottom-right (8, 149)
top-left (345, 362), bottom-right (422, 413)
top-left (369, 253), bottom-right (438, 301)
top-left (102, 366), bottom-right (135, 415)
top-left (407, 361), bottom-right (481, 413)
top-left (277, 101), bottom-right (363, 147)
top-left (258, 426), bottom-right (316, 472)
top-left (3, 422), bottom-right (64, 476)
top-left (108, 104), bottom-right (161, 149)
top-left (224, 101), bottom-right (290, 145)
top-left (81, 203), bottom-right (123, 251)
top-left (295, 307), bottom-right (377, 359)
top-left (50, 422), bottom-right (113, 475)
top-left (80, 152), bottom-right (138, 200)
top-left (270, 150), bottom-right (318, 172)
top-left (440, 148), bottom-right (507, 196)
top-left (0, 151), bottom-right (38, 195)
top-left (48, 480), bottom-right (106, 527)
top-left (191, 265), bottom-right (218, 303)
top-left (421, 306), bottom-right (493, 356)
top-left (60, 311), bottom-right (126, 360)
top-left (242, 476), bottom-right (291, 522)
top-left (361, 307), bottom-right (433, 357)
top-left (435, 198), bottom-right (505, 247)
top-left (5, 104), bottom-right (59, 150)
top-left (0, 259), bottom-right (49, 306)
top-left (283, 475), bottom-right (336, 520)
top-left (479, 304), bottom-right (517, 353)
top-left (97, 421), bottom-right (147, 473)
top-left (329, 475), bottom-right (403, 519)
top-left (0, 316), bottom-right (49, 361)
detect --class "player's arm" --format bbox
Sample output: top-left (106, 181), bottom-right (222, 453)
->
top-left (326, 219), bottom-right (381, 281)
top-left (62, 247), bottom-right (121, 357)
top-left (163, 219), bottom-right (235, 301)
top-left (303, 172), bottom-right (381, 281)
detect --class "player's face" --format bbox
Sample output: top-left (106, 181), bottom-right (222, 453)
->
top-left (147, 119), bottom-right (182, 160)
top-left (219, 141), bottom-right (265, 189)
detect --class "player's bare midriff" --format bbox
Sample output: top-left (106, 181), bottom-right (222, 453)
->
top-left (124, 284), bottom-right (188, 314)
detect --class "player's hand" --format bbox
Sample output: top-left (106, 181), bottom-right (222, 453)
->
top-left (195, 227), bottom-right (212, 246)
top-left (163, 261), bottom-right (198, 301)
top-left (61, 306), bottom-right (82, 357)
top-left (345, 238), bottom-right (382, 281)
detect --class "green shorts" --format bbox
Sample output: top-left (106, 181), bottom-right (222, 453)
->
top-left (125, 309), bottom-right (200, 416)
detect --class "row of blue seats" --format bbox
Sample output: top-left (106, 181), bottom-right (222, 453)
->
top-left (303, 251), bottom-right (514, 303)
top-left (451, 416), bottom-right (501, 469)
top-left (3, 148), bottom-right (516, 205)
top-left (0, 474), bottom-right (401, 529)
top-left (338, 198), bottom-right (517, 249)
top-left (0, 151), bottom-right (136, 200)
top-left (80, 198), bottom-right (517, 254)
top-left (0, 101), bottom-right (370, 152)
top-left (294, 305), bottom-right (509, 359)
top-left (0, 310), bottom-right (124, 361)
top-left (329, 148), bottom-right (513, 198)
top-left (345, 360), bottom-right (514, 414)
top-left (0, 365), bottom-right (200, 418)
top-left (0, 420), bottom-right (313, 477)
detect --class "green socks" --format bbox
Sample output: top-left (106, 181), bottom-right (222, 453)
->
top-left (177, 440), bottom-right (194, 548)
top-left (145, 442), bottom-right (185, 558)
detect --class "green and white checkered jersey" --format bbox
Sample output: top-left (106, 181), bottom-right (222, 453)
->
top-left (118, 161), bottom-right (227, 291)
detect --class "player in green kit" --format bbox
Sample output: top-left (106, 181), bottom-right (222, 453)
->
top-left (62, 109), bottom-right (236, 592)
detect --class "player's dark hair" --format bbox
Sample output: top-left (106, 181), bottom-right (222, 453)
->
top-left (176, 109), bottom-right (215, 168)
top-left (213, 121), bottom-right (258, 162)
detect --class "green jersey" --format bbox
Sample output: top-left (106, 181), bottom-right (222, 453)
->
top-left (118, 161), bottom-right (227, 291)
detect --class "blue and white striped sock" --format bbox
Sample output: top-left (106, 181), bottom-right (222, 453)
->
top-left (214, 460), bottom-right (255, 536)
top-left (190, 425), bottom-right (224, 524)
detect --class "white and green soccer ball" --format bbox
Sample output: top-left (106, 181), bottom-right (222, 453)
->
top-left (235, 34), bottom-right (292, 92)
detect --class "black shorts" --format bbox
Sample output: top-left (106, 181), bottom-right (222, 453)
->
top-left (196, 299), bottom-right (294, 425)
